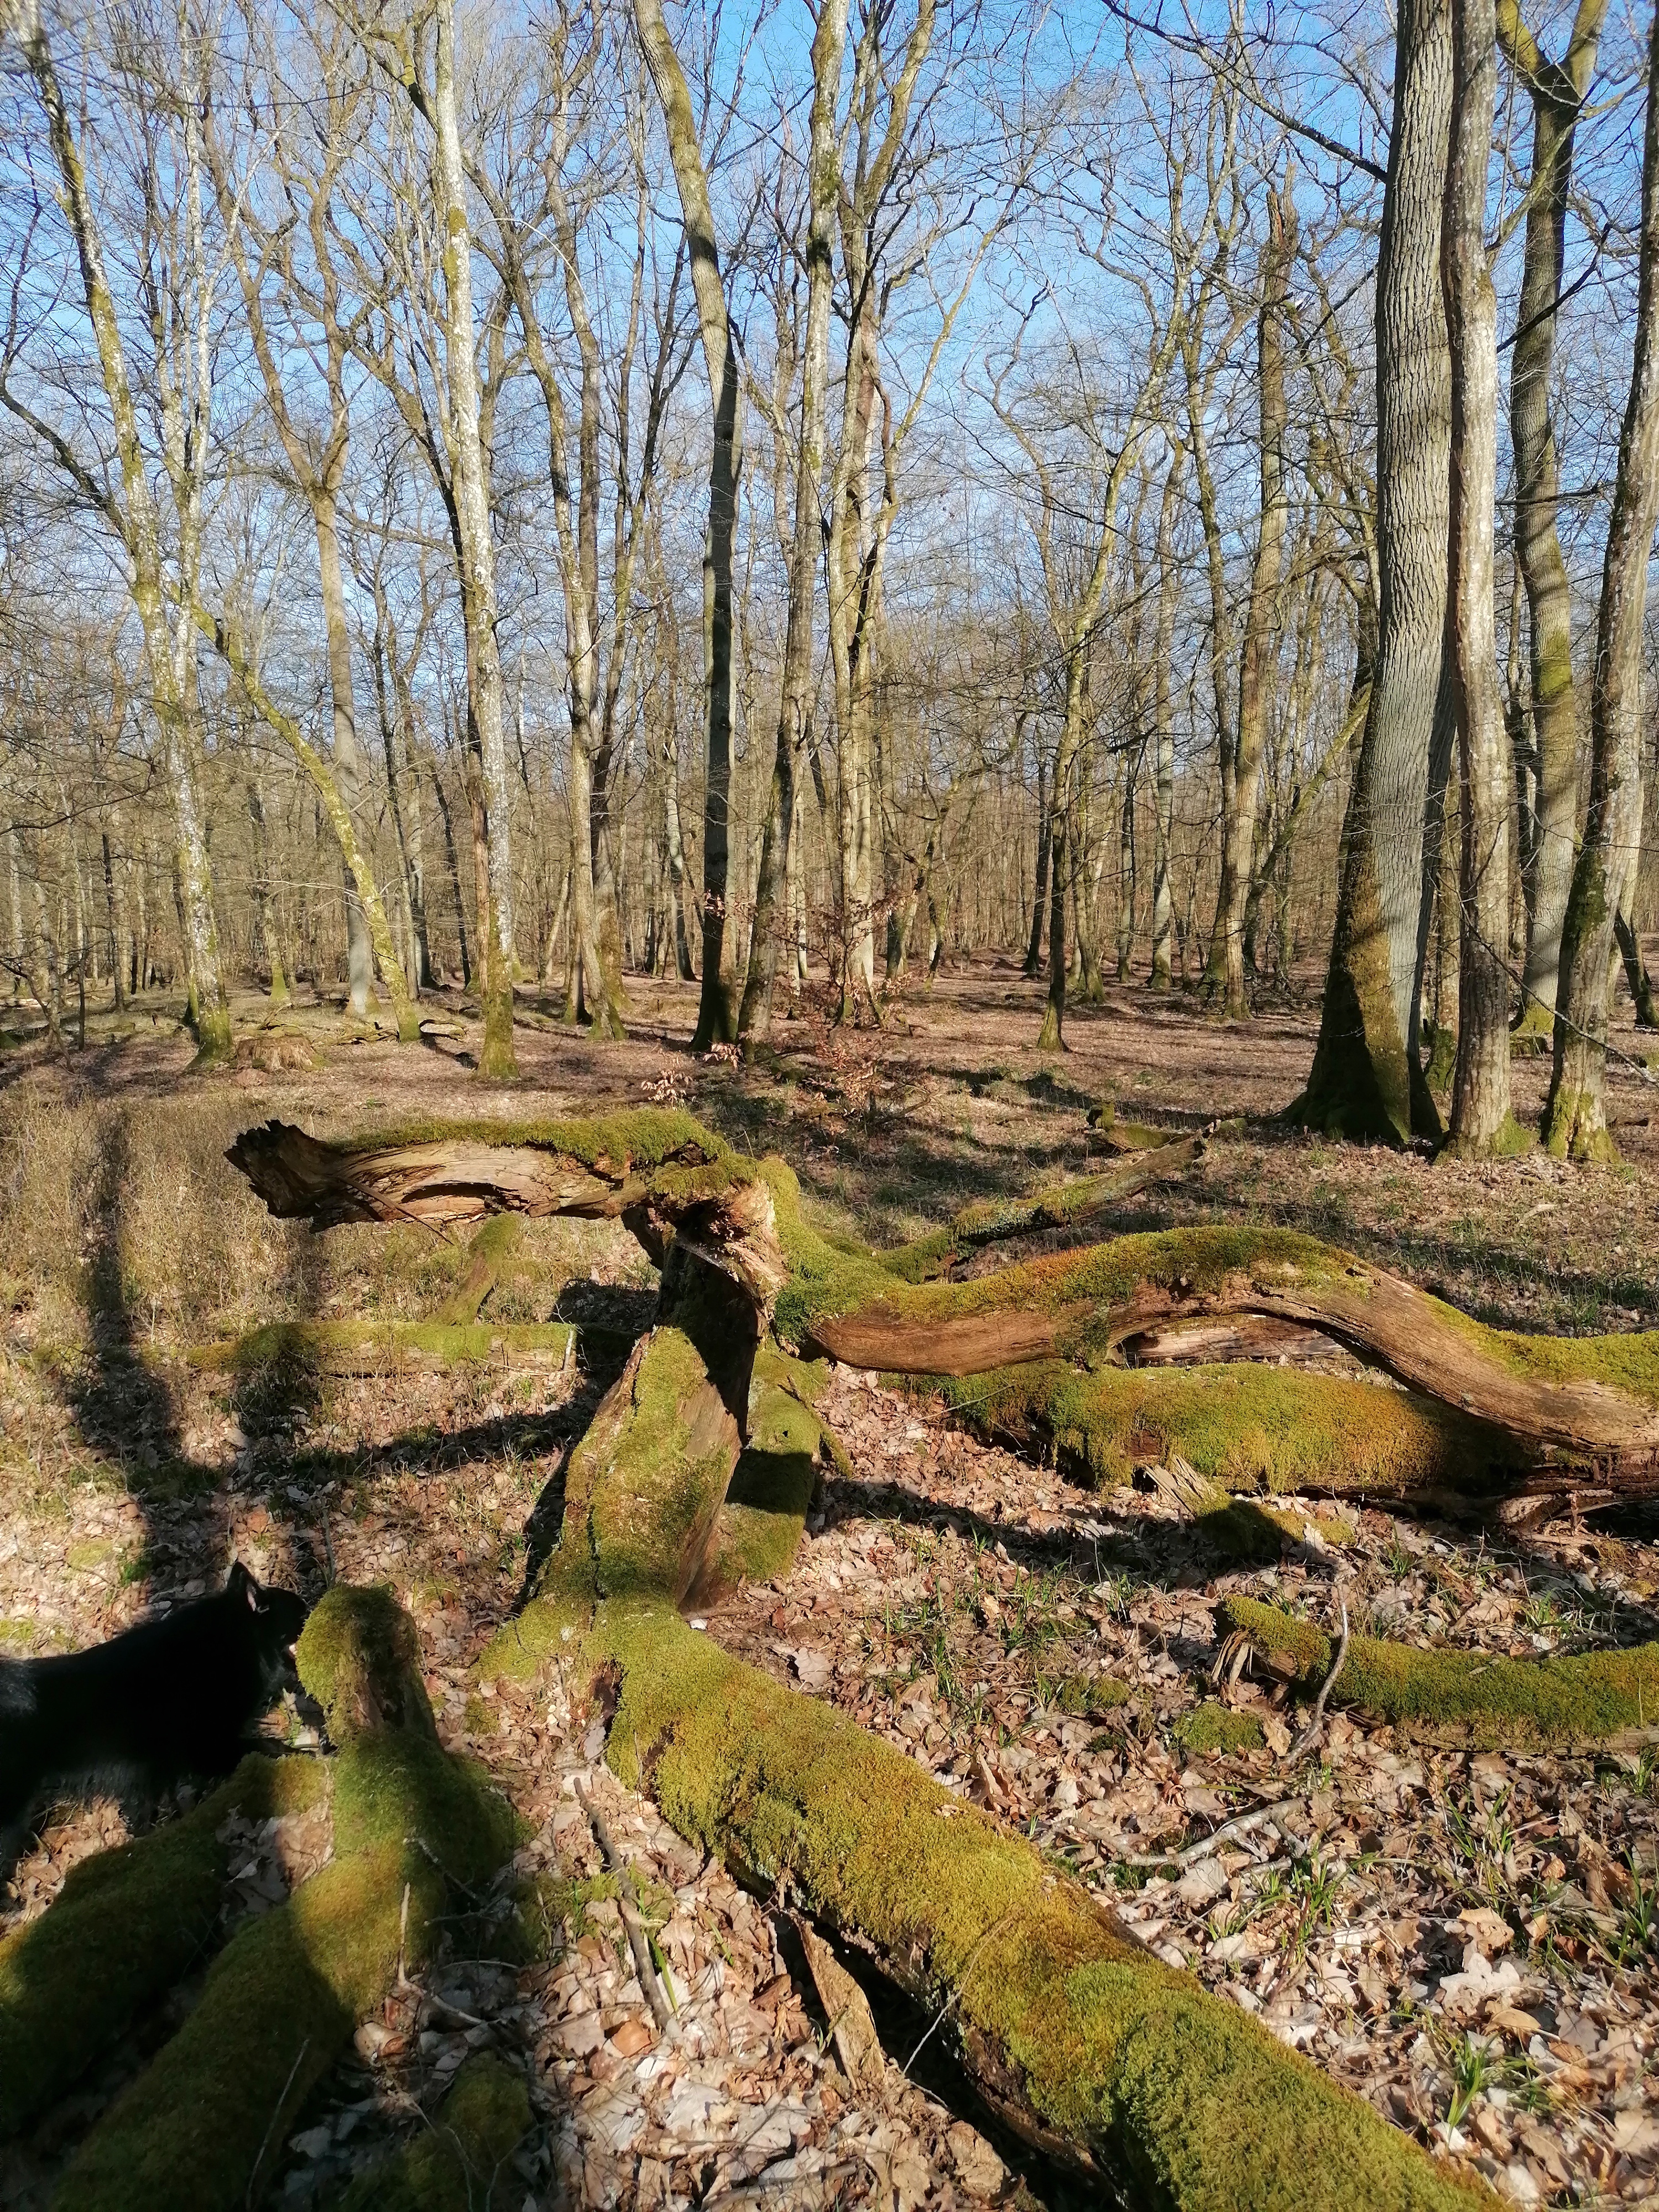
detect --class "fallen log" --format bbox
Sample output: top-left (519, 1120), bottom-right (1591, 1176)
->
top-left (45, 1588), bottom-right (517, 2212)
top-left (481, 1331), bottom-right (1491, 2208)
top-left (195, 1318), bottom-right (578, 1380)
top-left (1219, 1594), bottom-right (1659, 1747)
top-left (225, 1108), bottom-right (1510, 2199)
top-left (0, 1754), bottom-right (326, 2137)
top-left (225, 1112), bottom-right (1659, 1497)
top-left (873, 1136), bottom-right (1203, 1282)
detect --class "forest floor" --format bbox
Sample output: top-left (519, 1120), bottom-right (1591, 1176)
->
top-left (2, 957), bottom-right (1659, 2211)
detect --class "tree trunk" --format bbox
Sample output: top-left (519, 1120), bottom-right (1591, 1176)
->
top-left (1443, 0), bottom-right (1517, 1153)
top-left (634, 0), bottom-right (742, 1049)
top-left (1545, 1), bottom-right (1659, 1156)
top-left (1504, 1), bottom-right (1609, 1041)
top-left (1616, 906), bottom-right (1659, 1027)
top-left (1150, 448), bottom-right (1182, 990)
top-left (1023, 745), bottom-right (1050, 976)
top-left (738, 0), bottom-right (850, 1044)
top-left (1293, 0), bottom-right (1453, 1142)
top-left (429, 0), bottom-right (517, 1080)
top-left (1208, 181), bottom-right (1294, 1019)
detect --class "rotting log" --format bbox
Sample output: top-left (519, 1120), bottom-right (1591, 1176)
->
top-left (44, 1589), bottom-right (517, 2212)
top-left (0, 1755), bottom-right (326, 2137)
top-left (488, 1600), bottom-right (1489, 2209)
top-left (222, 1109), bottom-right (1515, 2200)
top-left (479, 1297), bottom-right (1492, 2207)
top-left (479, 1336), bottom-right (1491, 2212)
top-left (195, 1318), bottom-right (578, 1381)
top-left (1220, 1595), bottom-right (1659, 1749)
top-left (226, 1110), bottom-right (1659, 1499)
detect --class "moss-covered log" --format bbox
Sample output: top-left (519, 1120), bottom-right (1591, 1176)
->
top-left (1220, 1595), bottom-right (1659, 1747)
top-left (49, 1589), bottom-right (517, 2212)
top-left (225, 1114), bottom-right (1659, 1486)
top-left (0, 1755), bottom-right (326, 2137)
top-left (197, 1318), bottom-right (578, 1380)
top-left (873, 1136), bottom-right (1202, 1282)
top-left (475, 1302), bottom-right (1493, 2207)
top-left (924, 1359), bottom-right (1484, 1500)
top-left (483, 1595), bottom-right (1486, 2209)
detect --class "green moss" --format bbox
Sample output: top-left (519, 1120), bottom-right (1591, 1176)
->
top-left (873, 1146), bottom-right (1196, 1286)
top-left (1220, 1596), bottom-right (1659, 1746)
top-left (549, 1327), bottom-right (741, 1609)
top-left (331, 1107), bottom-right (734, 1178)
top-left (58, 1596), bottom-right (519, 2212)
top-left (924, 1360), bottom-right (1475, 1496)
top-left (1055, 1674), bottom-right (1131, 1719)
top-left (1174, 1703), bottom-right (1265, 1756)
top-left (694, 1385), bottom-right (820, 1600)
top-left (299, 1585), bottom-right (438, 1747)
top-left (433, 1215), bottom-right (523, 1326)
top-left (0, 1756), bottom-right (325, 2138)
top-left (333, 2054), bottom-right (531, 2212)
top-left (1422, 1301), bottom-right (1659, 1408)
top-left (202, 1319), bottom-right (576, 1378)
top-left (485, 1599), bottom-right (1486, 2210)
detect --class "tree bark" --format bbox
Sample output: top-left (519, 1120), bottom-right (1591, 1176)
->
top-left (634, 0), bottom-right (743, 1048)
top-left (1443, 0), bottom-right (1517, 1152)
top-left (1501, 0), bottom-right (1609, 1041)
top-left (1544, 1), bottom-right (1659, 1157)
top-left (425, 0), bottom-right (517, 1079)
top-left (1293, 0), bottom-right (1454, 1142)
top-left (738, 0), bottom-right (851, 1043)
top-left (1207, 181), bottom-right (1294, 1018)
top-left (1150, 448), bottom-right (1183, 990)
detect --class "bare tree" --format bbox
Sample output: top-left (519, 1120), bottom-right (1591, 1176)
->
top-left (1499, 0), bottom-right (1609, 1045)
top-left (1543, 1), bottom-right (1659, 1156)
top-left (2, 0), bottom-right (233, 1058)
top-left (633, 0), bottom-right (743, 1048)
top-left (737, 0), bottom-right (851, 1042)
top-left (1205, 168), bottom-right (1294, 1019)
top-left (1293, 0), bottom-right (1454, 1142)
top-left (1442, 0), bottom-right (1516, 1152)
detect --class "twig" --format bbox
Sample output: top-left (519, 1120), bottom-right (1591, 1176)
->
top-left (1114, 1796), bottom-right (1303, 1870)
top-left (1287, 1596), bottom-right (1350, 1765)
top-left (580, 1786), bottom-right (674, 2033)
top-left (246, 2036), bottom-right (310, 2208)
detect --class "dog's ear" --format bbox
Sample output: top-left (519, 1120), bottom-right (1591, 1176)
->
top-left (226, 1560), bottom-right (260, 1608)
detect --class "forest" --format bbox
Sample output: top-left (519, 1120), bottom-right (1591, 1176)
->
top-left (3, 0), bottom-right (1659, 2208)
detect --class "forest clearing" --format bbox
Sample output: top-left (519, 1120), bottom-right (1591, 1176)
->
top-left (7, 0), bottom-right (1659, 2204)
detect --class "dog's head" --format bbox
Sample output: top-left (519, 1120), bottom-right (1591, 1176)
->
top-left (226, 1559), bottom-right (310, 1682)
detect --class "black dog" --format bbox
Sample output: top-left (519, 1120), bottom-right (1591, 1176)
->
top-left (0, 1562), bottom-right (309, 1866)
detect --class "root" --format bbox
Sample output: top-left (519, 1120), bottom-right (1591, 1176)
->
top-left (0, 1755), bottom-right (326, 2137)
